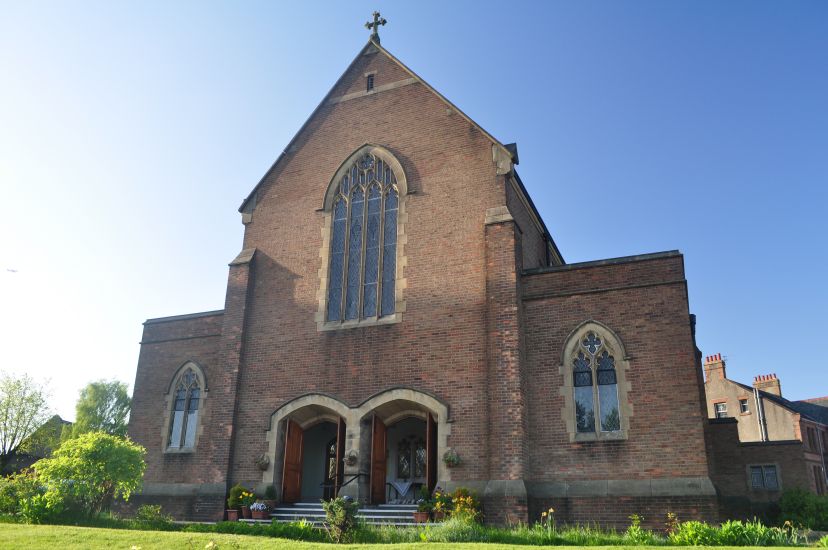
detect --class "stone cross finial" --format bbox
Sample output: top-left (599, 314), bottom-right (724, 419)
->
top-left (365, 11), bottom-right (387, 44)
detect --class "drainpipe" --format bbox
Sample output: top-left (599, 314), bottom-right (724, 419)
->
top-left (819, 429), bottom-right (828, 492)
top-left (754, 387), bottom-right (769, 442)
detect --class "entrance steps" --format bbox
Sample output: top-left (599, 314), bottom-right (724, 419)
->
top-left (242, 502), bottom-right (419, 526)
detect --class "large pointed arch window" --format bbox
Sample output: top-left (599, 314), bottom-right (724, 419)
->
top-left (327, 153), bottom-right (399, 322)
top-left (166, 365), bottom-right (204, 450)
top-left (562, 323), bottom-right (630, 442)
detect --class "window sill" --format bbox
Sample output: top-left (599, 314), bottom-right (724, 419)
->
top-left (573, 431), bottom-right (627, 443)
top-left (319, 313), bottom-right (402, 332)
top-left (164, 447), bottom-right (196, 455)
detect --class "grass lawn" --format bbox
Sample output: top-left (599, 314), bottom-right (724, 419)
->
top-left (0, 524), bottom-right (807, 550)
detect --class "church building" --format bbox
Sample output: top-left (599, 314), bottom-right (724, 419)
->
top-left (126, 18), bottom-right (722, 526)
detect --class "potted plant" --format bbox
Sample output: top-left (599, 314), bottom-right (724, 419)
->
top-left (226, 483), bottom-right (245, 521)
top-left (414, 498), bottom-right (432, 523)
top-left (263, 485), bottom-right (278, 510)
top-left (240, 489), bottom-right (255, 519)
top-left (250, 501), bottom-right (270, 520)
top-left (442, 448), bottom-right (461, 468)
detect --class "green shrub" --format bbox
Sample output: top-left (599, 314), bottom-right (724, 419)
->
top-left (817, 534), bottom-right (828, 547)
top-left (779, 488), bottom-right (828, 530)
top-left (1, 469), bottom-right (64, 524)
top-left (33, 432), bottom-right (145, 518)
top-left (226, 484), bottom-right (244, 509)
top-left (668, 520), bottom-right (718, 546)
top-left (130, 504), bottom-right (174, 530)
top-left (321, 495), bottom-right (359, 543)
top-left (0, 477), bottom-right (16, 515)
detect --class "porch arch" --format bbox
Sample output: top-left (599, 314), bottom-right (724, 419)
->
top-left (262, 394), bottom-right (351, 499)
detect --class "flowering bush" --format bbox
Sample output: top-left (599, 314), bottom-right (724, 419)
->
top-left (416, 498), bottom-right (433, 513)
top-left (451, 487), bottom-right (480, 523)
top-left (540, 506), bottom-right (556, 531)
top-left (239, 490), bottom-right (256, 507)
top-left (432, 488), bottom-right (452, 515)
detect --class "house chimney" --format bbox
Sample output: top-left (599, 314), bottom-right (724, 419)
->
top-left (703, 353), bottom-right (726, 381)
top-left (753, 373), bottom-right (782, 397)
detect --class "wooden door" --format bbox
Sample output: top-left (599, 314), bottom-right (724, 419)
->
top-left (281, 419), bottom-right (304, 503)
top-left (370, 415), bottom-right (387, 504)
top-left (334, 417), bottom-right (346, 497)
top-left (426, 413), bottom-right (438, 492)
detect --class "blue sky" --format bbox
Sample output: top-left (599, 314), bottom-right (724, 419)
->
top-left (1, 1), bottom-right (826, 419)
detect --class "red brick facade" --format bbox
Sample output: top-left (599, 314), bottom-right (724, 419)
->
top-left (126, 39), bottom-right (725, 526)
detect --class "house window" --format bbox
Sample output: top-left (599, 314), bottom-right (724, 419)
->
top-left (326, 153), bottom-right (399, 323)
top-left (814, 466), bottom-right (826, 495)
top-left (366, 74), bottom-right (375, 91)
top-left (167, 366), bottom-right (202, 450)
top-left (568, 328), bottom-right (623, 438)
top-left (750, 465), bottom-right (779, 490)
top-left (807, 427), bottom-right (818, 451)
top-left (715, 403), bottom-right (728, 419)
top-left (739, 399), bottom-right (750, 414)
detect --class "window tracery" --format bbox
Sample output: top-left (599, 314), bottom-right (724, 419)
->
top-left (327, 153), bottom-right (399, 323)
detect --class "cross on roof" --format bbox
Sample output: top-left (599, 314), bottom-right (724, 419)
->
top-left (365, 11), bottom-right (387, 44)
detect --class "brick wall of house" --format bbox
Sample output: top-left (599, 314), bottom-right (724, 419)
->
top-left (706, 418), bottom-right (813, 520)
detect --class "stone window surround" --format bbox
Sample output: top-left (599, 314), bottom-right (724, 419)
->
top-left (162, 360), bottom-right (209, 454)
top-left (260, 388), bottom-right (451, 500)
top-left (315, 144), bottom-right (408, 331)
top-left (559, 321), bottom-right (632, 443)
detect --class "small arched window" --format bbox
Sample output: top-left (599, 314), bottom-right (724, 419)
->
top-left (167, 366), bottom-right (202, 450)
top-left (327, 153), bottom-right (399, 322)
top-left (562, 322), bottom-right (630, 441)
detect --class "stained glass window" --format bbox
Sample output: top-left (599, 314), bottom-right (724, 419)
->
top-left (168, 367), bottom-right (201, 449)
top-left (326, 153), bottom-right (400, 322)
top-left (571, 331), bottom-right (621, 435)
top-left (413, 439), bottom-right (426, 478)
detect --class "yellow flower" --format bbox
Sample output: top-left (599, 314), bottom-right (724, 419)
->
top-left (541, 511), bottom-right (547, 517)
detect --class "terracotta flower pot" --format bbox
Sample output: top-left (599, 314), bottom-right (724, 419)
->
top-left (226, 509), bottom-right (239, 521)
top-left (413, 511), bottom-right (430, 523)
top-left (252, 509), bottom-right (270, 520)
top-left (241, 505), bottom-right (251, 519)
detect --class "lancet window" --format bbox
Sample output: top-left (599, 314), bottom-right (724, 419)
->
top-left (167, 366), bottom-right (202, 450)
top-left (327, 153), bottom-right (398, 322)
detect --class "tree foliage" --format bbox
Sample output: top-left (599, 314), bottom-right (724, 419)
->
top-left (34, 431), bottom-right (146, 517)
top-left (64, 380), bottom-right (131, 440)
top-left (0, 372), bottom-right (50, 466)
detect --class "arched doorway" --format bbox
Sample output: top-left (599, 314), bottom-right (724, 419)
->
top-left (362, 400), bottom-right (439, 504)
top-left (266, 396), bottom-right (349, 503)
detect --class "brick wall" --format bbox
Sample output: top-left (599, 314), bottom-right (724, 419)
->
top-left (521, 253), bottom-right (712, 480)
top-left (228, 47), bottom-right (510, 492)
top-left (129, 313), bottom-right (223, 485)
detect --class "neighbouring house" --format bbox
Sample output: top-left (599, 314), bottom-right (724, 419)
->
top-left (1, 414), bottom-right (72, 475)
top-left (703, 354), bottom-right (828, 517)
